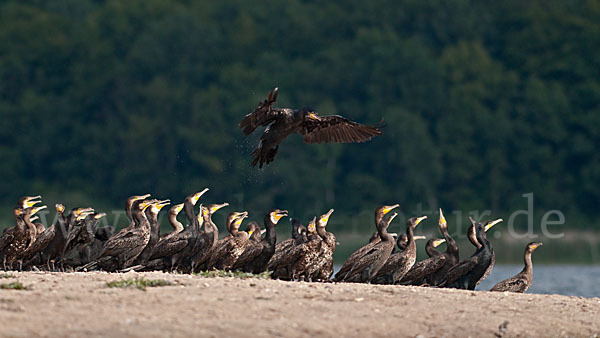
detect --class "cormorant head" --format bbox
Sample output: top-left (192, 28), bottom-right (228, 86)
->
top-left (148, 199), bottom-right (170, 215)
top-left (376, 204), bottom-right (400, 223)
top-left (55, 204), bottom-right (65, 213)
top-left (432, 238), bottom-right (446, 248)
top-left (169, 203), bottom-right (185, 217)
top-left (307, 217), bottom-right (317, 233)
top-left (127, 194), bottom-right (151, 209)
top-left (29, 205), bottom-right (48, 216)
top-left (269, 209), bottom-right (288, 225)
top-left (483, 218), bottom-right (503, 232)
top-left (94, 212), bottom-right (107, 220)
top-left (300, 106), bottom-right (320, 121)
top-left (231, 211), bottom-right (248, 230)
top-left (380, 211), bottom-right (398, 229)
top-left (188, 188), bottom-right (209, 206)
top-left (526, 242), bottom-right (543, 253)
top-left (317, 209), bottom-right (334, 228)
top-left (18, 196), bottom-right (42, 209)
top-left (438, 208), bottom-right (447, 230)
top-left (407, 216), bottom-right (427, 229)
top-left (207, 203), bottom-right (229, 215)
top-left (76, 209), bottom-right (95, 221)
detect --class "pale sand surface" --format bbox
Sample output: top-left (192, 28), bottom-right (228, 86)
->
top-left (0, 271), bottom-right (598, 337)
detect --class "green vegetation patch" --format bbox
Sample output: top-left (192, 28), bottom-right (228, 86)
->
top-left (196, 270), bottom-right (272, 279)
top-left (106, 277), bottom-right (173, 291)
top-left (0, 273), bottom-right (16, 279)
top-left (0, 281), bottom-right (28, 290)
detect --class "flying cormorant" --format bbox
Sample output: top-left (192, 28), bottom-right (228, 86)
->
top-left (239, 88), bottom-right (382, 167)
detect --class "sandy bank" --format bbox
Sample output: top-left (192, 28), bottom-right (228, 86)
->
top-left (0, 271), bottom-right (598, 337)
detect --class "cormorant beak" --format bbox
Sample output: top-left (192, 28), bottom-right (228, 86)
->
top-left (388, 212), bottom-right (398, 223)
top-left (260, 229), bottom-right (267, 235)
top-left (388, 232), bottom-right (398, 237)
top-left (270, 209), bottom-right (288, 223)
top-left (156, 200), bottom-right (171, 210)
top-left (484, 218), bottom-right (503, 232)
top-left (308, 112), bottom-right (320, 120)
top-left (55, 204), bottom-right (65, 213)
top-left (308, 217), bottom-right (317, 232)
top-left (433, 239), bottom-right (446, 247)
top-left (25, 196), bottom-right (42, 208)
top-left (439, 208), bottom-right (447, 229)
top-left (78, 210), bottom-right (95, 221)
top-left (191, 188), bottom-right (210, 205)
top-left (415, 216), bottom-right (427, 226)
top-left (32, 205), bottom-right (48, 214)
top-left (530, 242), bottom-right (543, 250)
top-left (140, 200), bottom-right (153, 211)
top-left (133, 194), bottom-right (151, 201)
top-left (383, 204), bottom-right (400, 214)
top-left (248, 230), bottom-right (254, 236)
top-left (319, 209), bottom-right (334, 226)
top-left (30, 216), bottom-right (39, 222)
top-left (94, 213), bottom-right (107, 220)
top-left (414, 235), bottom-right (427, 241)
top-left (211, 203), bottom-right (229, 213)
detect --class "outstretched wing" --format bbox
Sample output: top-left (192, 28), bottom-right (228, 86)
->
top-left (301, 115), bottom-right (382, 144)
top-left (239, 87), bottom-right (281, 135)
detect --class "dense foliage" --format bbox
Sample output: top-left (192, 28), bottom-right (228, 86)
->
top-left (1, 0), bottom-right (599, 231)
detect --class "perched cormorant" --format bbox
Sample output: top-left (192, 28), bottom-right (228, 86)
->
top-left (371, 216), bottom-right (427, 284)
top-left (245, 222), bottom-right (263, 243)
top-left (239, 88), bottom-right (382, 167)
top-left (341, 211), bottom-right (399, 283)
top-left (0, 200), bottom-right (42, 269)
top-left (207, 211), bottom-right (250, 270)
top-left (133, 199), bottom-right (170, 265)
top-left (428, 209), bottom-right (460, 286)
top-left (81, 199), bottom-right (152, 271)
top-left (334, 204), bottom-right (399, 282)
top-left (62, 212), bottom-right (107, 268)
top-left (467, 217), bottom-right (503, 287)
top-left (398, 238), bottom-right (446, 285)
top-left (186, 203), bottom-right (229, 272)
top-left (267, 218), bottom-right (304, 276)
top-left (233, 209), bottom-right (288, 273)
top-left (143, 192), bottom-right (208, 271)
top-left (442, 217), bottom-right (498, 290)
top-left (308, 209), bottom-right (336, 281)
top-left (287, 217), bottom-right (322, 281)
top-left (490, 242), bottom-right (542, 293)
top-left (22, 205), bottom-right (93, 269)
top-left (161, 203), bottom-right (185, 240)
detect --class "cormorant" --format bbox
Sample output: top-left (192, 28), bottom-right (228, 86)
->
top-left (22, 205), bottom-right (93, 269)
top-left (371, 216), bottom-right (427, 284)
top-left (427, 209), bottom-right (460, 286)
top-left (398, 238), bottom-right (446, 285)
top-left (245, 222), bottom-right (263, 243)
top-left (0, 200), bottom-right (43, 269)
top-left (143, 192), bottom-right (208, 271)
top-left (161, 203), bottom-right (184, 241)
top-left (490, 242), bottom-right (542, 293)
top-left (395, 234), bottom-right (426, 251)
top-left (341, 211), bottom-right (399, 283)
top-left (442, 217), bottom-right (498, 290)
top-left (62, 212), bottom-right (107, 268)
top-left (467, 217), bottom-right (503, 287)
top-left (81, 199), bottom-right (153, 271)
top-left (287, 217), bottom-right (322, 281)
top-left (186, 203), bottom-right (229, 272)
top-left (232, 209), bottom-right (288, 273)
top-left (334, 204), bottom-right (399, 282)
top-left (133, 199), bottom-right (170, 265)
top-left (239, 88), bottom-right (382, 167)
top-left (308, 209), bottom-right (336, 281)
top-left (207, 211), bottom-right (250, 270)
top-left (267, 218), bottom-right (304, 276)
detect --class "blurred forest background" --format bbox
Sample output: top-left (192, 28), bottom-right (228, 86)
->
top-left (1, 0), bottom-right (599, 262)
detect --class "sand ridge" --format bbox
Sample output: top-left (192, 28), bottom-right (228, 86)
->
top-left (0, 271), bottom-right (598, 337)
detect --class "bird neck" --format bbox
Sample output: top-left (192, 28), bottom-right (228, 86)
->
top-left (168, 213), bottom-right (184, 234)
top-left (15, 214), bottom-right (26, 230)
top-left (23, 213), bottom-right (38, 237)
top-left (291, 223), bottom-right (300, 240)
top-left (378, 223), bottom-right (393, 242)
top-left (440, 226), bottom-right (459, 255)
top-left (425, 242), bottom-right (441, 257)
top-left (145, 211), bottom-right (160, 237)
top-left (133, 210), bottom-right (149, 229)
top-left (522, 250), bottom-right (534, 275)
top-left (404, 225), bottom-right (415, 251)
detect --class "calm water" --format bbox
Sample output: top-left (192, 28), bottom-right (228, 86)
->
top-left (333, 265), bottom-right (600, 298)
